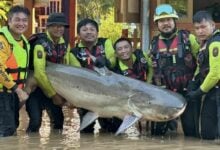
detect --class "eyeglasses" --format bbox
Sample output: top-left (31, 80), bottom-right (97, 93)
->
top-left (155, 4), bottom-right (174, 16)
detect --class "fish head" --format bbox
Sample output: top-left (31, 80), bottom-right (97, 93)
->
top-left (129, 88), bottom-right (186, 122)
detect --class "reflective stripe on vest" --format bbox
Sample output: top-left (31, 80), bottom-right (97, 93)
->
top-left (152, 33), bottom-right (195, 91)
top-left (0, 26), bottom-right (29, 89)
top-left (120, 62), bottom-right (147, 81)
top-left (116, 51), bottom-right (148, 81)
top-left (158, 36), bottom-right (178, 54)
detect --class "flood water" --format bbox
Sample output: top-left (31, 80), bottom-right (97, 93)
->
top-left (0, 107), bottom-right (219, 150)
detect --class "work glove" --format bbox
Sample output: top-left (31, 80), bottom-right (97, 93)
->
top-left (187, 80), bottom-right (199, 92)
top-left (186, 88), bottom-right (205, 101)
top-left (94, 57), bottom-right (106, 68)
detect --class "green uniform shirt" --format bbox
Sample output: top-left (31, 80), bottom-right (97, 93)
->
top-left (33, 32), bottom-right (70, 98)
top-left (200, 40), bottom-right (220, 92)
top-left (188, 34), bottom-right (200, 58)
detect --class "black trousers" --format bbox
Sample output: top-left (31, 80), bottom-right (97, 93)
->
top-left (78, 108), bottom-right (122, 133)
top-left (200, 87), bottom-right (219, 139)
top-left (151, 90), bottom-right (184, 136)
top-left (151, 119), bottom-right (178, 136)
top-left (181, 78), bottom-right (201, 137)
top-left (26, 87), bottom-right (64, 132)
top-left (181, 87), bottom-right (219, 139)
top-left (181, 99), bottom-right (201, 137)
top-left (0, 92), bottom-right (19, 137)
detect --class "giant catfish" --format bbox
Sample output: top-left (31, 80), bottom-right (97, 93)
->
top-left (25, 63), bottom-right (186, 135)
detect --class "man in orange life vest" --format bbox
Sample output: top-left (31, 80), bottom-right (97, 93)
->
top-left (148, 4), bottom-right (199, 136)
top-left (0, 5), bottom-right (30, 137)
top-left (111, 37), bottom-right (153, 132)
top-left (70, 18), bottom-right (116, 133)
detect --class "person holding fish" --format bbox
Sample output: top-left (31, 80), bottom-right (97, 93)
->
top-left (113, 37), bottom-right (153, 84)
top-left (148, 4), bottom-right (199, 136)
top-left (0, 5), bottom-right (30, 137)
top-left (70, 18), bottom-right (116, 133)
top-left (112, 37), bottom-right (153, 133)
top-left (25, 12), bottom-right (78, 133)
top-left (187, 10), bottom-right (220, 140)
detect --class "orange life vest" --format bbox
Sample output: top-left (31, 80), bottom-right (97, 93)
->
top-left (150, 30), bottom-right (196, 92)
top-left (0, 27), bottom-right (29, 90)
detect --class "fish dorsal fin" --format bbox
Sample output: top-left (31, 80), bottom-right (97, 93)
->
top-left (79, 111), bottom-right (99, 131)
top-left (115, 115), bottom-right (140, 135)
top-left (93, 66), bottom-right (111, 76)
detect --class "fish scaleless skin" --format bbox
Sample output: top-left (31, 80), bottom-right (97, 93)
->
top-left (45, 63), bottom-right (186, 121)
top-left (24, 62), bottom-right (186, 134)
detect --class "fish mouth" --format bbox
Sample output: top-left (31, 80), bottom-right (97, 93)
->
top-left (149, 103), bottom-right (187, 122)
top-left (165, 103), bottom-right (187, 121)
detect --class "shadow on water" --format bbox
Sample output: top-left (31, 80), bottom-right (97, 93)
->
top-left (0, 107), bottom-right (219, 150)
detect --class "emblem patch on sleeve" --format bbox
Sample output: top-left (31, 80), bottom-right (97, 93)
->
top-left (212, 47), bottom-right (219, 57)
top-left (141, 58), bottom-right (147, 63)
top-left (37, 51), bottom-right (43, 58)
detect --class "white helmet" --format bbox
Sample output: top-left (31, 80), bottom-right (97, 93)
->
top-left (154, 4), bottom-right (179, 22)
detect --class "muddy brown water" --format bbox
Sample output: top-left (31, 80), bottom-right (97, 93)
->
top-left (0, 107), bottom-right (219, 150)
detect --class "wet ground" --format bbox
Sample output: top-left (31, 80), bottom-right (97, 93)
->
top-left (0, 107), bottom-right (219, 150)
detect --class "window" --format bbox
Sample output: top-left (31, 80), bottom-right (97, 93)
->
top-left (38, 15), bottom-right (48, 32)
top-left (35, 0), bottom-right (62, 33)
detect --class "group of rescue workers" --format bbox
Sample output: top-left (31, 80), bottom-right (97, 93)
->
top-left (0, 4), bottom-right (220, 140)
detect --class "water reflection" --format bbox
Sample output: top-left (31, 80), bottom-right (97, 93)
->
top-left (0, 107), bottom-right (219, 150)
top-left (61, 108), bottom-right (80, 149)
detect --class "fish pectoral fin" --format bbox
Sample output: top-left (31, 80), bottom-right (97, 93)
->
top-left (115, 115), bottom-right (141, 136)
top-left (127, 97), bottom-right (143, 118)
top-left (79, 111), bottom-right (99, 131)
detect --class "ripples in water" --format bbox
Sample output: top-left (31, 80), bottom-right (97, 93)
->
top-left (0, 107), bottom-right (219, 150)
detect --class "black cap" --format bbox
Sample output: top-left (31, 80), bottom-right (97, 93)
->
top-left (46, 13), bottom-right (69, 27)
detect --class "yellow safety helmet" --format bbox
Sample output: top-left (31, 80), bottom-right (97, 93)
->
top-left (154, 4), bottom-right (179, 22)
